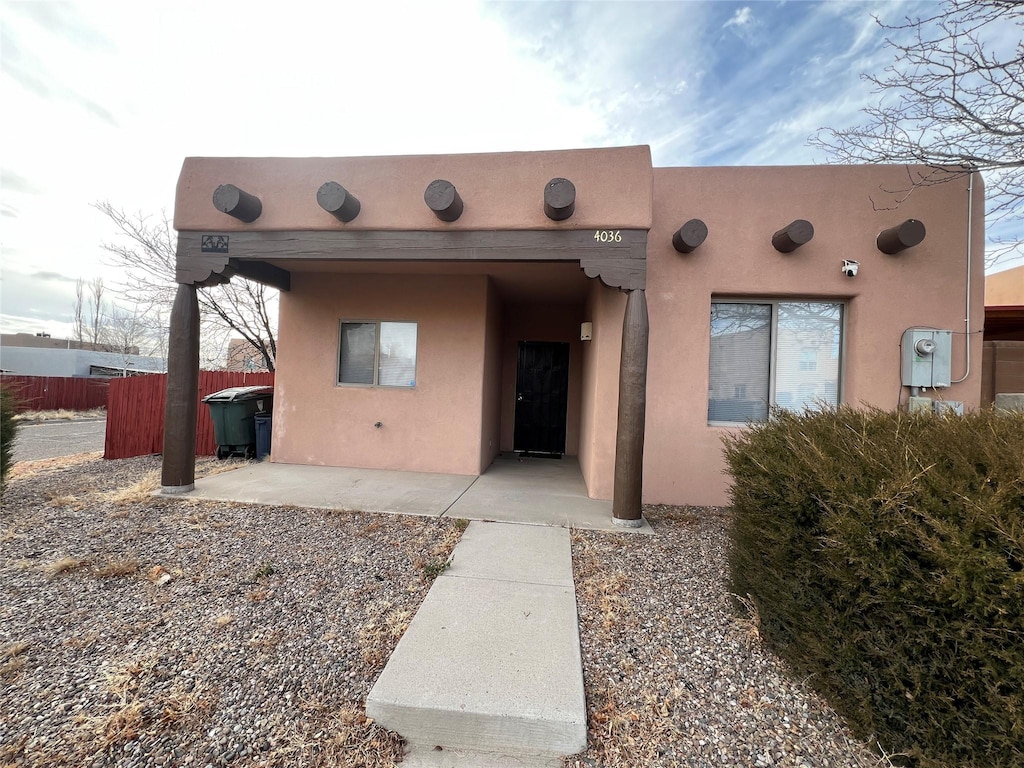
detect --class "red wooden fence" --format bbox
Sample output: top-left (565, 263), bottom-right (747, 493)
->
top-left (0, 375), bottom-right (110, 411)
top-left (104, 371), bottom-right (275, 460)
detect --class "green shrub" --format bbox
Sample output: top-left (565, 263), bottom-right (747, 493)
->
top-left (1, 386), bottom-right (19, 489)
top-left (724, 406), bottom-right (1024, 768)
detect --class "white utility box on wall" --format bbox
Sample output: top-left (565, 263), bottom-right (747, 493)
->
top-left (901, 329), bottom-right (953, 388)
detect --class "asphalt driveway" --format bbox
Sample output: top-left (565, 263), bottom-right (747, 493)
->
top-left (12, 418), bottom-right (106, 462)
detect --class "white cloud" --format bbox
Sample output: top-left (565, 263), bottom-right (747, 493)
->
top-left (0, 0), bottom-right (1017, 337)
top-left (723, 7), bottom-right (753, 29)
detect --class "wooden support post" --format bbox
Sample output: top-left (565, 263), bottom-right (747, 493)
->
top-left (161, 283), bottom-right (200, 492)
top-left (612, 288), bottom-right (649, 526)
top-left (672, 218), bottom-right (708, 253)
top-left (877, 219), bottom-right (926, 254)
top-left (424, 180), bottom-right (464, 222)
top-left (544, 177), bottom-right (576, 221)
top-left (317, 181), bottom-right (361, 222)
top-left (213, 184), bottom-right (262, 222)
top-left (772, 219), bottom-right (814, 253)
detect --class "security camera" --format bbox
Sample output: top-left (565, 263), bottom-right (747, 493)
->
top-left (842, 259), bottom-right (859, 277)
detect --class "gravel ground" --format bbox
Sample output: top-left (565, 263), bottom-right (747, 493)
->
top-left (568, 505), bottom-right (893, 768)
top-left (0, 454), bottom-right (462, 768)
top-left (2, 455), bottom-right (891, 768)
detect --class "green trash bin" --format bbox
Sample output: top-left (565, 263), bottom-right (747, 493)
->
top-left (202, 386), bottom-right (274, 459)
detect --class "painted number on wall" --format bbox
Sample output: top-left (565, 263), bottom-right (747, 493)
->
top-left (593, 230), bottom-right (622, 243)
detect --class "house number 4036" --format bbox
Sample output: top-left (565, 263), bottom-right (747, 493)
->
top-left (593, 230), bottom-right (622, 243)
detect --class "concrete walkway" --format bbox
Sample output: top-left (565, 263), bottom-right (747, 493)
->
top-left (366, 521), bottom-right (587, 766)
top-left (176, 454), bottom-right (652, 533)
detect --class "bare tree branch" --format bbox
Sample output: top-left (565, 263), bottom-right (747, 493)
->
top-left (93, 202), bottom-right (278, 371)
top-left (811, 0), bottom-right (1023, 268)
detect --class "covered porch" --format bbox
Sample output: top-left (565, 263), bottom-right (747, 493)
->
top-left (162, 146), bottom-right (655, 525)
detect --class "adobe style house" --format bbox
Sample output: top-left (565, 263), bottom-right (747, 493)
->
top-left (161, 146), bottom-right (984, 520)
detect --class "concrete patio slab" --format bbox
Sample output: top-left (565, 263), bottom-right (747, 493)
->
top-left (176, 461), bottom-right (475, 516)
top-left (444, 455), bottom-right (652, 533)
top-left (366, 521), bottom-right (587, 759)
top-left (169, 454), bottom-right (651, 532)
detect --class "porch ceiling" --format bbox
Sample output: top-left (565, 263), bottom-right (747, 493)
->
top-left (267, 259), bottom-right (592, 304)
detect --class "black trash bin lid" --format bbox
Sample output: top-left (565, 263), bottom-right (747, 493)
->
top-left (202, 385), bottom-right (274, 403)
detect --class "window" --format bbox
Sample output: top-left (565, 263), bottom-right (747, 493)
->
top-left (338, 321), bottom-right (417, 387)
top-left (708, 300), bottom-right (842, 423)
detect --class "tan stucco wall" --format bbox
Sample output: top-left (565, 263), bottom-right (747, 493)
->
top-left (986, 265), bottom-right (1024, 306)
top-left (578, 281), bottom-right (625, 500)
top-left (273, 272), bottom-right (489, 475)
top-left (643, 165), bottom-right (986, 506)
top-left (499, 304), bottom-right (585, 455)
top-left (175, 146), bottom-right (653, 233)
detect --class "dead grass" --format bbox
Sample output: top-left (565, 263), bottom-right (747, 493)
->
top-left (732, 592), bottom-right (763, 649)
top-left (0, 654), bottom-right (29, 678)
top-left (248, 629), bottom-right (283, 650)
top-left (571, 530), bottom-right (630, 635)
top-left (212, 612), bottom-right (235, 628)
top-left (92, 557), bottom-right (139, 578)
top-left (13, 407), bottom-right (106, 422)
top-left (195, 459), bottom-right (249, 479)
top-left (261, 703), bottom-right (404, 768)
top-left (77, 652), bottom-right (215, 755)
top-left (2, 640), bottom-right (29, 659)
top-left (42, 556), bottom-right (86, 579)
top-left (359, 604), bottom-right (414, 667)
top-left (8, 451), bottom-right (103, 480)
top-left (99, 470), bottom-right (160, 505)
top-left (1, 641), bottom-right (30, 677)
top-left (248, 586), bottom-right (274, 603)
top-left (45, 491), bottom-right (83, 509)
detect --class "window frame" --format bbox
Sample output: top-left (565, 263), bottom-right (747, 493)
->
top-left (707, 297), bottom-right (845, 426)
top-left (336, 319), bottom-right (418, 388)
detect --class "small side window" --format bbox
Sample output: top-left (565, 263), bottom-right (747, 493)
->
top-left (339, 321), bottom-right (417, 387)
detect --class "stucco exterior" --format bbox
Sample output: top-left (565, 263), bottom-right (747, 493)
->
top-left (643, 165), bottom-right (984, 505)
top-left (170, 146), bottom-right (984, 508)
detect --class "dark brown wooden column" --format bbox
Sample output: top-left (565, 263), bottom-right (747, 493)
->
top-left (612, 288), bottom-right (649, 526)
top-left (161, 283), bottom-right (200, 492)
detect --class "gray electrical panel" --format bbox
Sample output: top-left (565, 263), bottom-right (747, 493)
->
top-left (901, 329), bottom-right (953, 388)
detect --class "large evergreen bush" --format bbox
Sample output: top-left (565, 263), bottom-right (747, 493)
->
top-left (724, 407), bottom-right (1024, 768)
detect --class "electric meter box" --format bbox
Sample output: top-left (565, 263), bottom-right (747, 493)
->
top-left (901, 329), bottom-right (953, 388)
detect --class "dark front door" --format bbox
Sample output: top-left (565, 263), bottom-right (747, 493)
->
top-left (513, 341), bottom-right (570, 455)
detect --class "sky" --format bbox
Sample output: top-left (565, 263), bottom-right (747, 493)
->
top-left (1, 0), bottom-right (1020, 339)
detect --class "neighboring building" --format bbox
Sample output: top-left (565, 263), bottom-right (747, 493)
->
top-left (224, 338), bottom-right (271, 372)
top-left (982, 264), bottom-right (1024, 404)
top-left (162, 146), bottom-right (983, 509)
top-left (0, 333), bottom-right (164, 377)
top-left (1, 332), bottom-right (139, 354)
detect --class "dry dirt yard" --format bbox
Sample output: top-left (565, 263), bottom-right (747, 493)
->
top-left (1, 454), bottom-right (461, 768)
top-left (1, 454), bottom-right (891, 767)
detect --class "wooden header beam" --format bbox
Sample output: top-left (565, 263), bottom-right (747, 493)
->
top-left (175, 228), bottom-right (647, 290)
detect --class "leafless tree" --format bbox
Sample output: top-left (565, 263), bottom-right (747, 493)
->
top-left (73, 278), bottom-right (85, 343)
top-left (93, 202), bottom-right (278, 371)
top-left (811, 0), bottom-right (1023, 267)
top-left (72, 276), bottom-right (107, 347)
